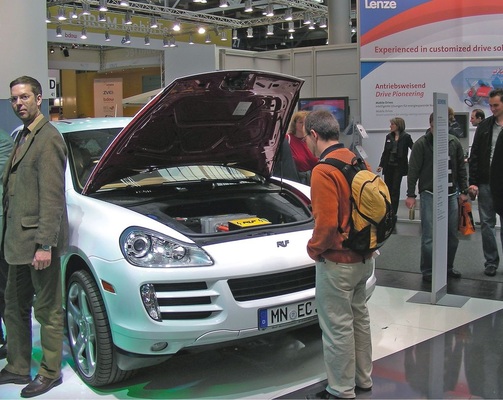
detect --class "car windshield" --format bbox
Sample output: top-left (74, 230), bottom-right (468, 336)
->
top-left (65, 129), bottom-right (261, 192)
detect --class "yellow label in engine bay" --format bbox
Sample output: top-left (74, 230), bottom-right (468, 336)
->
top-left (228, 217), bottom-right (271, 230)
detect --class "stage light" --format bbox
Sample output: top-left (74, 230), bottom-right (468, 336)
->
top-left (150, 16), bottom-right (158, 29)
top-left (232, 29), bottom-right (238, 39)
top-left (319, 17), bottom-right (327, 28)
top-left (247, 27), bottom-right (253, 38)
top-left (124, 31), bottom-right (131, 44)
top-left (99, 0), bottom-right (108, 12)
top-left (219, 0), bottom-right (228, 7)
top-left (288, 21), bottom-right (295, 33)
top-left (56, 25), bottom-right (63, 37)
top-left (82, 2), bottom-right (91, 15)
top-left (284, 8), bottom-right (293, 21)
top-left (58, 7), bottom-right (67, 21)
top-left (124, 10), bottom-right (132, 24)
top-left (205, 33), bottom-right (211, 43)
top-left (265, 4), bottom-right (274, 17)
top-left (244, 0), bottom-right (253, 12)
top-left (70, 6), bottom-right (78, 19)
top-left (119, 0), bottom-right (129, 6)
top-left (198, 26), bottom-right (206, 34)
top-left (81, 27), bottom-right (87, 39)
top-left (99, 11), bottom-right (107, 22)
top-left (46, 9), bottom-right (51, 23)
top-left (144, 35), bottom-right (150, 45)
top-left (221, 30), bottom-right (228, 41)
top-left (105, 30), bottom-right (111, 41)
top-left (172, 20), bottom-right (181, 31)
top-left (267, 25), bottom-right (274, 35)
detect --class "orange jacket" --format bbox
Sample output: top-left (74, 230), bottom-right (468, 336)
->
top-left (307, 146), bottom-right (372, 264)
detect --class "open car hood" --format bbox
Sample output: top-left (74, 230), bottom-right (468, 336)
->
top-left (83, 70), bottom-right (303, 195)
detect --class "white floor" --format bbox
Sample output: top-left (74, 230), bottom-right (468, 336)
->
top-left (1, 286), bottom-right (502, 399)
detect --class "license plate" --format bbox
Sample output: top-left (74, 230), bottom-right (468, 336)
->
top-left (258, 299), bottom-right (317, 330)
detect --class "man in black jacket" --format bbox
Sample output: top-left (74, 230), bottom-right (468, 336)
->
top-left (468, 88), bottom-right (503, 277)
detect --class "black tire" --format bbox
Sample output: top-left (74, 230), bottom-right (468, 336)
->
top-left (66, 270), bottom-right (135, 387)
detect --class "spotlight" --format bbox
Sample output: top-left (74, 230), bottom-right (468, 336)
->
top-left (232, 29), bottom-right (238, 39)
top-left (266, 25), bottom-right (274, 35)
top-left (124, 31), bottom-right (131, 44)
top-left (50, 46), bottom-right (55, 54)
top-left (265, 4), bottom-right (274, 17)
top-left (244, 0), bottom-right (253, 12)
top-left (144, 35), bottom-right (150, 45)
top-left (163, 36), bottom-right (169, 47)
top-left (169, 37), bottom-right (177, 47)
top-left (124, 10), bottom-right (132, 24)
top-left (221, 31), bottom-right (228, 41)
top-left (105, 30), bottom-right (111, 41)
top-left (150, 16), bottom-right (158, 29)
top-left (81, 27), bottom-right (87, 39)
top-left (198, 26), bottom-right (206, 34)
top-left (70, 6), bottom-right (78, 19)
top-left (46, 9), bottom-right (52, 23)
top-left (205, 33), bottom-right (211, 43)
top-left (303, 13), bottom-right (311, 24)
top-left (289, 33), bottom-right (294, 40)
top-left (189, 34), bottom-right (194, 44)
top-left (319, 17), bottom-right (327, 28)
top-left (284, 8), bottom-right (293, 21)
top-left (82, 2), bottom-right (91, 15)
top-left (219, 0), bottom-right (228, 7)
top-left (247, 27), bottom-right (253, 38)
top-left (99, 11), bottom-right (107, 22)
top-left (62, 47), bottom-right (69, 57)
top-left (58, 7), bottom-right (67, 21)
top-left (99, 0), bottom-right (108, 12)
top-left (288, 21), bottom-right (295, 33)
top-left (56, 25), bottom-right (63, 37)
top-left (172, 20), bottom-right (181, 31)
top-left (119, 0), bottom-right (129, 6)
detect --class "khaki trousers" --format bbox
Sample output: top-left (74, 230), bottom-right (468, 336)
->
top-left (315, 258), bottom-right (373, 399)
top-left (4, 258), bottom-right (63, 379)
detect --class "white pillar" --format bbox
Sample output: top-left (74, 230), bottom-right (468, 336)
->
top-left (327, 0), bottom-right (351, 45)
top-left (0, 0), bottom-right (49, 132)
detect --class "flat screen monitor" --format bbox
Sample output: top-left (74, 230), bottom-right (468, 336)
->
top-left (298, 97), bottom-right (350, 131)
top-left (453, 112), bottom-right (469, 139)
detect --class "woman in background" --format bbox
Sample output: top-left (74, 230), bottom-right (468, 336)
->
top-left (377, 117), bottom-right (414, 214)
top-left (286, 111), bottom-right (318, 185)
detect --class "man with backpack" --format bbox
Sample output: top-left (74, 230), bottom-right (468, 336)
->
top-left (304, 110), bottom-right (374, 399)
top-left (405, 113), bottom-right (469, 282)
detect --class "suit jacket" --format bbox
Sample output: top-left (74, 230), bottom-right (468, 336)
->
top-left (0, 130), bottom-right (14, 240)
top-left (2, 116), bottom-right (69, 265)
top-left (378, 131), bottom-right (414, 177)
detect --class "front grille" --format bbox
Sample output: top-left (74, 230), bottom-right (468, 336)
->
top-left (152, 282), bottom-right (216, 320)
top-left (228, 266), bottom-right (315, 302)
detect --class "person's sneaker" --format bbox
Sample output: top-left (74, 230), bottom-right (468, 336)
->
top-left (484, 265), bottom-right (497, 276)
top-left (447, 269), bottom-right (462, 279)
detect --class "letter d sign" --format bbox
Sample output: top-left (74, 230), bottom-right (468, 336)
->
top-left (48, 78), bottom-right (57, 99)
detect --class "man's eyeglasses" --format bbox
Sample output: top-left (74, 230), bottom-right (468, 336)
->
top-left (10, 94), bottom-right (32, 104)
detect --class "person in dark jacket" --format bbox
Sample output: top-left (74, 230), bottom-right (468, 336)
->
top-left (471, 88), bottom-right (503, 277)
top-left (377, 117), bottom-right (413, 214)
top-left (406, 113), bottom-right (468, 282)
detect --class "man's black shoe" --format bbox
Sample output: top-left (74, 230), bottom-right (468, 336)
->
top-left (355, 385), bottom-right (372, 392)
top-left (484, 266), bottom-right (497, 277)
top-left (20, 374), bottom-right (62, 398)
top-left (305, 389), bottom-right (350, 399)
top-left (0, 369), bottom-right (31, 385)
top-left (448, 269), bottom-right (462, 279)
top-left (422, 274), bottom-right (432, 282)
top-left (0, 343), bottom-right (6, 360)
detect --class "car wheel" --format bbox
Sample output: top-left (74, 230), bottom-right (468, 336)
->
top-left (66, 270), bottom-right (134, 386)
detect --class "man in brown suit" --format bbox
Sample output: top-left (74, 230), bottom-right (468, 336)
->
top-left (0, 76), bottom-right (68, 398)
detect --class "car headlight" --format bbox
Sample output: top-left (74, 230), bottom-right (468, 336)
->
top-left (120, 227), bottom-right (214, 268)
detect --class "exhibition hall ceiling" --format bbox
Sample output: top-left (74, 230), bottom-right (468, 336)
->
top-left (46, 0), bottom-right (357, 51)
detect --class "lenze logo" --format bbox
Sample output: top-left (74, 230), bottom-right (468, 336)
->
top-left (364, 0), bottom-right (397, 9)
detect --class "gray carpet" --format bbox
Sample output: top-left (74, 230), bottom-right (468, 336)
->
top-left (376, 223), bottom-right (503, 282)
